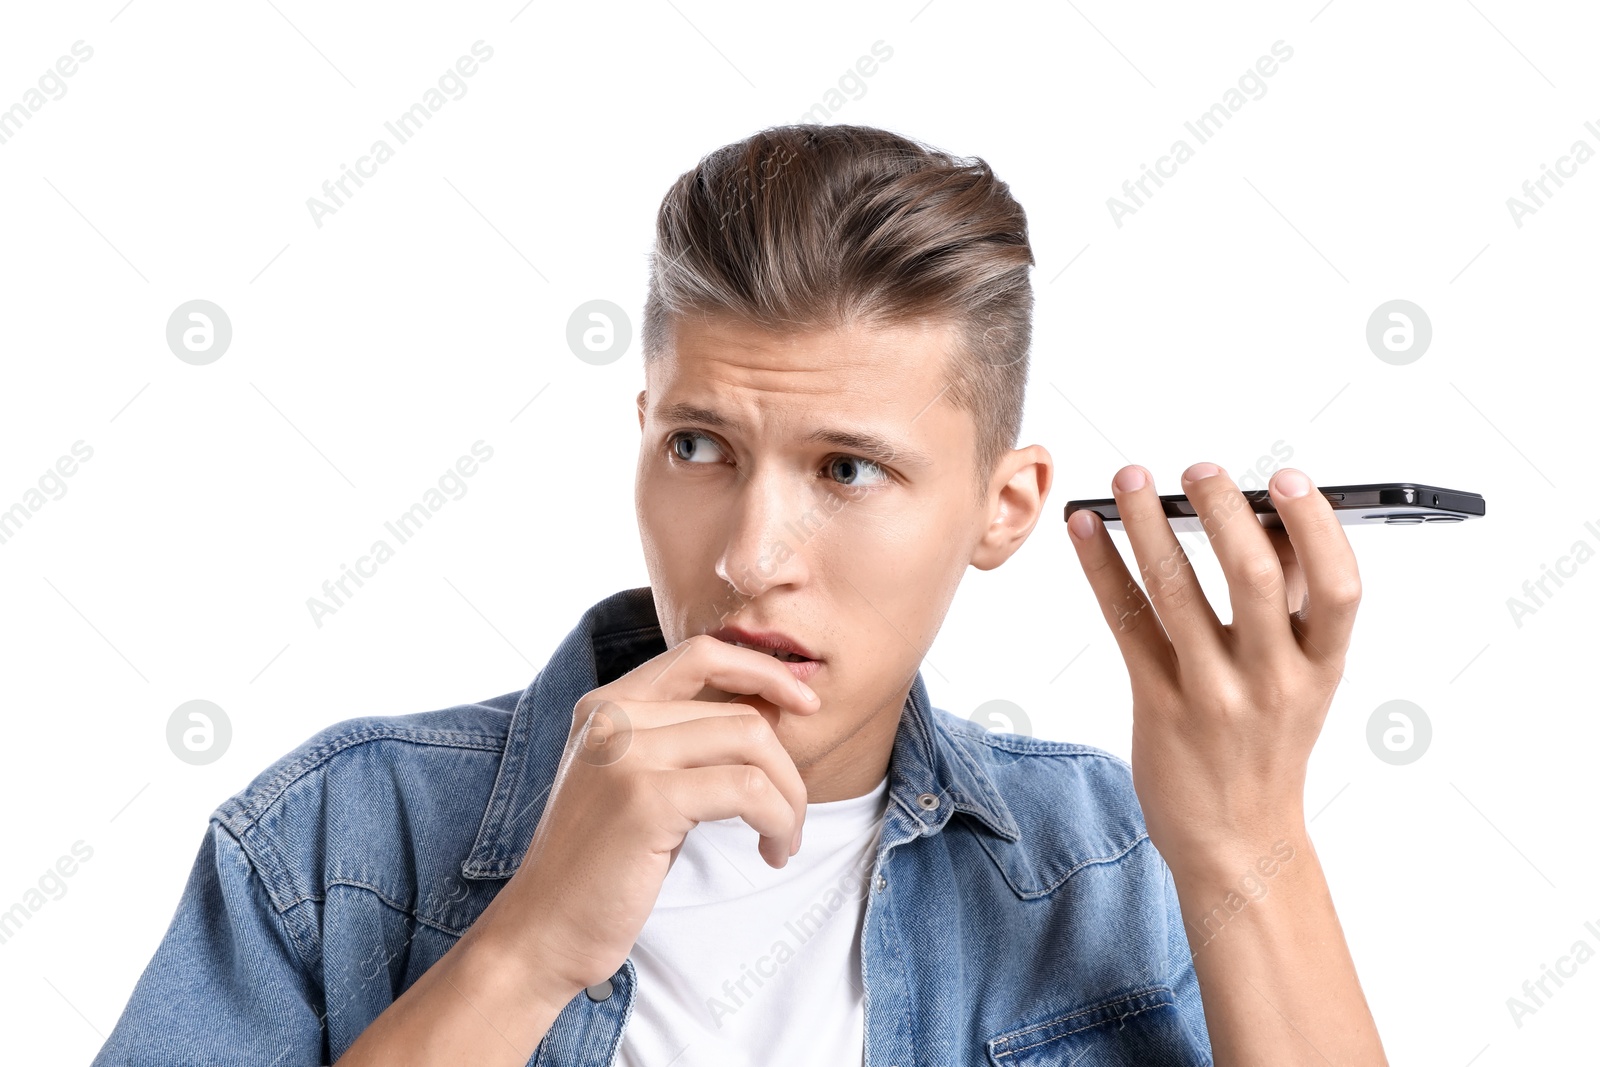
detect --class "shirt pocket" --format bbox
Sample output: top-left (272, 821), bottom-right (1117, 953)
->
top-left (985, 985), bottom-right (1209, 1067)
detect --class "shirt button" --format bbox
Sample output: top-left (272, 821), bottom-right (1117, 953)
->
top-left (876, 875), bottom-right (888, 892)
top-left (916, 792), bottom-right (940, 811)
top-left (585, 979), bottom-right (613, 1002)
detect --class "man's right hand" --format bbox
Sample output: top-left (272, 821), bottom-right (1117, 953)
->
top-left (470, 633), bottom-right (822, 1004)
top-left (332, 634), bottom-right (821, 1066)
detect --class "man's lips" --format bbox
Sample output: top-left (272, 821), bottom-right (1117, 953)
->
top-left (705, 625), bottom-right (820, 663)
top-left (704, 627), bottom-right (824, 686)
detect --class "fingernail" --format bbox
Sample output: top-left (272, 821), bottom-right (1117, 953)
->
top-left (797, 680), bottom-right (818, 703)
top-left (1068, 509), bottom-right (1097, 539)
top-left (1275, 469), bottom-right (1310, 497)
top-left (1183, 462), bottom-right (1220, 483)
top-left (1113, 466), bottom-right (1146, 492)
top-left (791, 826), bottom-right (802, 855)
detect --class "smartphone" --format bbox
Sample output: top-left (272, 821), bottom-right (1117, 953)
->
top-left (1064, 482), bottom-right (1486, 532)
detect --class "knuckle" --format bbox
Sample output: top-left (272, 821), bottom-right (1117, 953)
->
top-left (1111, 589), bottom-right (1154, 635)
top-left (1253, 666), bottom-right (1299, 709)
top-left (1144, 543), bottom-right (1191, 584)
top-left (1146, 567), bottom-right (1197, 611)
top-left (1083, 549), bottom-right (1122, 581)
top-left (1238, 554), bottom-right (1283, 600)
top-left (1328, 573), bottom-right (1362, 606)
top-left (732, 712), bottom-right (768, 747)
top-left (737, 765), bottom-right (768, 798)
top-left (1205, 677), bottom-right (1259, 721)
top-left (570, 696), bottom-right (632, 767)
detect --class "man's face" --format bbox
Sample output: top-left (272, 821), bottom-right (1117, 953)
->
top-left (634, 312), bottom-right (1032, 779)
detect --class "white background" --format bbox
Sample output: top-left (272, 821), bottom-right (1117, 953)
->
top-left (1, 1), bottom-right (1596, 1062)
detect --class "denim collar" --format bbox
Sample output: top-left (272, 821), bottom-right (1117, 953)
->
top-left (462, 586), bottom-right (1020, 879)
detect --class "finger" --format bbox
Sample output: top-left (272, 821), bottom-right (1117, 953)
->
top-left (649, 764), bottom-right (802, 869)
top-left (568, 697), bottom-right (767, 769)
top-left (1181, 462), bottom-right (1294, 663)
top-left (591, 698), bottom-right (772, 730)
top-left (1067, 500), bottom-right (1170, 677)
top-left (1268, 468), bottom-right (1362, 665)
top-left (569, 694), bottom-right (761, 767)
top-left (609, 633), bottom-right (821, 717)
top-left (1112, 464), bottom-right (1225, 663)
top-left (1262, 524), bottom-right (1310, 618)
top-left (636, 711), bottom-right (808, 857)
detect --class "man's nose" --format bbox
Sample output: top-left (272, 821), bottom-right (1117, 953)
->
top-left (714, 469), bottom-right (809, 599)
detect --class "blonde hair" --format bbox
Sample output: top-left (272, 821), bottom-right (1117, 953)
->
top-left (641, 123), bottom-right (1035, 498)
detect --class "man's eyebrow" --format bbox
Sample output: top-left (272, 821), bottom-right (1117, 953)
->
top-left (655, 402), bottom-right (933, 468)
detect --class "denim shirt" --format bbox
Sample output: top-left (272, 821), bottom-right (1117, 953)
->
top-left (94, 586), bottom-right (1213, 1066)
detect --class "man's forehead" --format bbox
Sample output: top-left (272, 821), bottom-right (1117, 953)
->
top-left (649, 316), bottom-right (960, 410)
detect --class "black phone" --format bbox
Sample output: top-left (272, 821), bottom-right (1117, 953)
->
top-left (1064, 482), bottom-right (1486, 532)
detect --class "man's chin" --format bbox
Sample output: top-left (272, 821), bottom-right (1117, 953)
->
top-left (732, 694), bottom-right (823, 756)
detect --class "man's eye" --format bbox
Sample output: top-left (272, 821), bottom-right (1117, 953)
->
top-left (827, 455), bottom-right (888, 488)
top-left (669, 432), bottom-right (887, 487)
top-left (669, 431), bottom-right (725, 464)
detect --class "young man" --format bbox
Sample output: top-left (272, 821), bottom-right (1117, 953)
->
top-left (94, 124), bottom-right (1386, 1066)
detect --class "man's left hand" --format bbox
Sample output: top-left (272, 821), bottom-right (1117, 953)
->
top-left (1067, 463), bottom-right (1361, 879)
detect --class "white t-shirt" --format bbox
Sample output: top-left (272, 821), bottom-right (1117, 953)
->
top-left (617, 774), bottom-right (890, 1067)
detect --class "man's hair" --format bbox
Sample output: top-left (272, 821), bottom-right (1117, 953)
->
top-left (640, 123), bottom-right (1035, 499)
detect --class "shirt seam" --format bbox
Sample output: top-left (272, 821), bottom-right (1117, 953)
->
top-left (959, 727), bottom-right (1134, 765)
top-left (312, 878), bottom-right (477, 938)
top-left (219, 728), bottom-right (508, 916)
top-left (976, 823), bottom-right (1152, 898)
top-left (216, 726), bottom-right (508, 836)
top-left (211, 817), bottom-right (322, 977)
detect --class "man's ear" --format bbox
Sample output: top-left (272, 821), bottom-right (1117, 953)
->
top-left (970, 445), bottom-right (1053, 571)
top-left (636, 389), bottom-right (647, 431)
